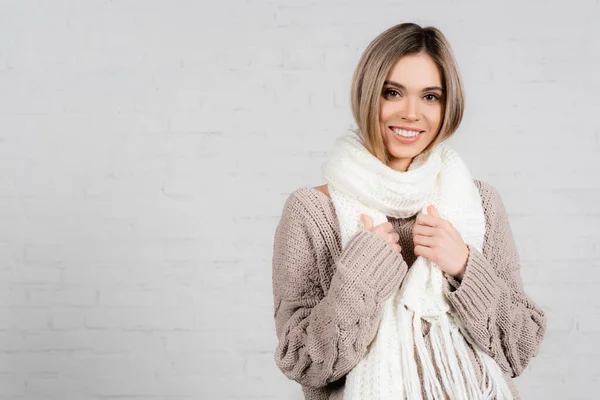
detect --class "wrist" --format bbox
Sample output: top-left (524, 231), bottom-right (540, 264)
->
top-left (455, 245), bottom-right (470, 280)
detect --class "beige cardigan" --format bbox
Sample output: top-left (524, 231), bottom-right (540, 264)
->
top-left (271, 179), bottom-right (547, 400)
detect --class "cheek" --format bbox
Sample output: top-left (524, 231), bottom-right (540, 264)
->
top-left (379, 101), bottom-right (396, 122)
top-left (424, 105), bottom-right (443, 123)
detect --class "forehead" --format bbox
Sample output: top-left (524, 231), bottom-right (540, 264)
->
top-left (385, 54), bottom-right (442, 88)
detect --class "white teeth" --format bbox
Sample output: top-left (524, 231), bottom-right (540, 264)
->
top-left (392, 128), bottom-right (421, 137)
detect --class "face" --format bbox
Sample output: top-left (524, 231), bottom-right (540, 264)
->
top-left (379, 52), bottom-right (445, 172)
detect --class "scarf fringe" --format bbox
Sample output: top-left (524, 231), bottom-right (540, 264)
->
top-left (344, 297), bottom-right (514, 400)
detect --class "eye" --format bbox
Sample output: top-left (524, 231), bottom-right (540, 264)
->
top-left (424, 93), bottom-right (441, 101)
top-left (383, 88), bottom-right (401, 98)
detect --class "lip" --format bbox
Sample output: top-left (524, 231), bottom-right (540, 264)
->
top-left (389, 126), bottom-right (424, 133)
top-left (389, 126), bottom-right (423, 144)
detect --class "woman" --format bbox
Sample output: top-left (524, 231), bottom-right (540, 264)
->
top-left (272, 22), bottom-right (546, 400)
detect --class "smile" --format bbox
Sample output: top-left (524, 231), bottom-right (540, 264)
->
top-left (389, 126), bottom-right (424, 143)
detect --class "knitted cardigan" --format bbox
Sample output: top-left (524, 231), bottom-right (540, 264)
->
top-left (271, 179), bottom-right (547, 400)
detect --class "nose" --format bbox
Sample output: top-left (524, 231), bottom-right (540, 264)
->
top-left (402, 97), bottom-right (419, 120)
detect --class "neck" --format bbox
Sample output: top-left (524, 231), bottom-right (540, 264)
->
top-left (387, 157), bottom-right (414, 172)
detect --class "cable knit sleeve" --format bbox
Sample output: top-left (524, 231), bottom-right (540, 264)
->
top-left (442, 182), bottom-right (547, 378)
top-left (272, 192), bottom-right (408, 388)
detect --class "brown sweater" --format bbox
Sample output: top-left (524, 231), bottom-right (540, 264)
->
top-left (271, 179), bottom-right (547, 400)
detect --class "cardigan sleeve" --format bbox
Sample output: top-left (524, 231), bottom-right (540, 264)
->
top-left (442, 182), bottom-right (547, 378)
top-left (272, 193), bottom-right (408, 388)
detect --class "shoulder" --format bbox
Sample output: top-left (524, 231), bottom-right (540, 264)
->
top-left (282, 186), bottom-right (326, 215)
top-left (278, 186), bottom-right (335, 230)
top-left (473, 179), bottom-right (506, 215)
top-left (474, 179), bottom-right (499, 198)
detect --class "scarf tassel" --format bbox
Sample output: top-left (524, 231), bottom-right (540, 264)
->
top-left (401, 304), bottom-right (514, 400)
top-left (344, 296), bottom-right (514, 400)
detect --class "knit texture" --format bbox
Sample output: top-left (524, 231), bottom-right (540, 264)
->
top-left (272, 180), bottom-right (547, 400)
top-left (320, 134), bottom-right (510, 399)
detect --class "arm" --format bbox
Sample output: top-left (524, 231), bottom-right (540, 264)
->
top-left (442, 183), bottom-right (547, 378)
top-left (272, 194), bottom-right (408, 388)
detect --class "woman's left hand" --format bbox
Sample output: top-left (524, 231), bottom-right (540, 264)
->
top-left (412, 205), bottom-right (470, 279)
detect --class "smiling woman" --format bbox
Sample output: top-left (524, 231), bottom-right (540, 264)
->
top-left (272, 22), bottom-right (546, 400)
top-left (379, 54), bottom-right (445, 171)
top-left (349, 24), bottom-right (464, 173)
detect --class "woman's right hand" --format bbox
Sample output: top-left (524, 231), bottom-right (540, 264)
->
top-left (360, 214), bottom-right (402, 254)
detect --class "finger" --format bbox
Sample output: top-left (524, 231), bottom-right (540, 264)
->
top-left (385, 233), bottom-right (394, 244)
top-left (412, 224), bottom-right (437, 237)
top-left (416, 212), bottom-right (442, 228)
top-left (413, 234), bottom-right (436, 247)
top-left (360, 214), bottom-right (373, 231)
top-left (373, 222), bottom-right (394, 236)
top-left (379, 221), bottom-right (394, 231)
top-left (381, 231), bottom-right (396, 244)
top-left (414, 245), bottom-right (435, 261)
top-left (427, 205), bottom-right (440, 218)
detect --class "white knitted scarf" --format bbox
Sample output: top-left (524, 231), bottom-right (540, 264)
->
top-left (322, 132), bottom-right (513, 400)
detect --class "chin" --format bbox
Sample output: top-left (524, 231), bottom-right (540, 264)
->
top-left (385, 137), bottom-right (427, 160)
top-left (388, 150), bottom-right (424, 166)
top-left (389, 134), bottom-right (436, 157)
top-left (389, 148), bottom-right (422, 158)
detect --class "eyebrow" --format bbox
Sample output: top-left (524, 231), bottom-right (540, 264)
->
top-left (384, 80), bottom-right (444, 93)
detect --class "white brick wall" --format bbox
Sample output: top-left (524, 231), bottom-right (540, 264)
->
top-left (0, 0), bottom-right (598, 399)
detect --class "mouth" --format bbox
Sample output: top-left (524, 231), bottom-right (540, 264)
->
top-left (389, 126), bottom-right (424, 134)
top-left (388, 126), bottom-right (424, 143)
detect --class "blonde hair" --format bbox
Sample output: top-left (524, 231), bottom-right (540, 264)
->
top-left (350, 22), bottom-right (465, 164)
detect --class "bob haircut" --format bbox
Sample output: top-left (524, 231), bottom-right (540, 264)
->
top-left (350, 22), bottom-right (465, 165)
